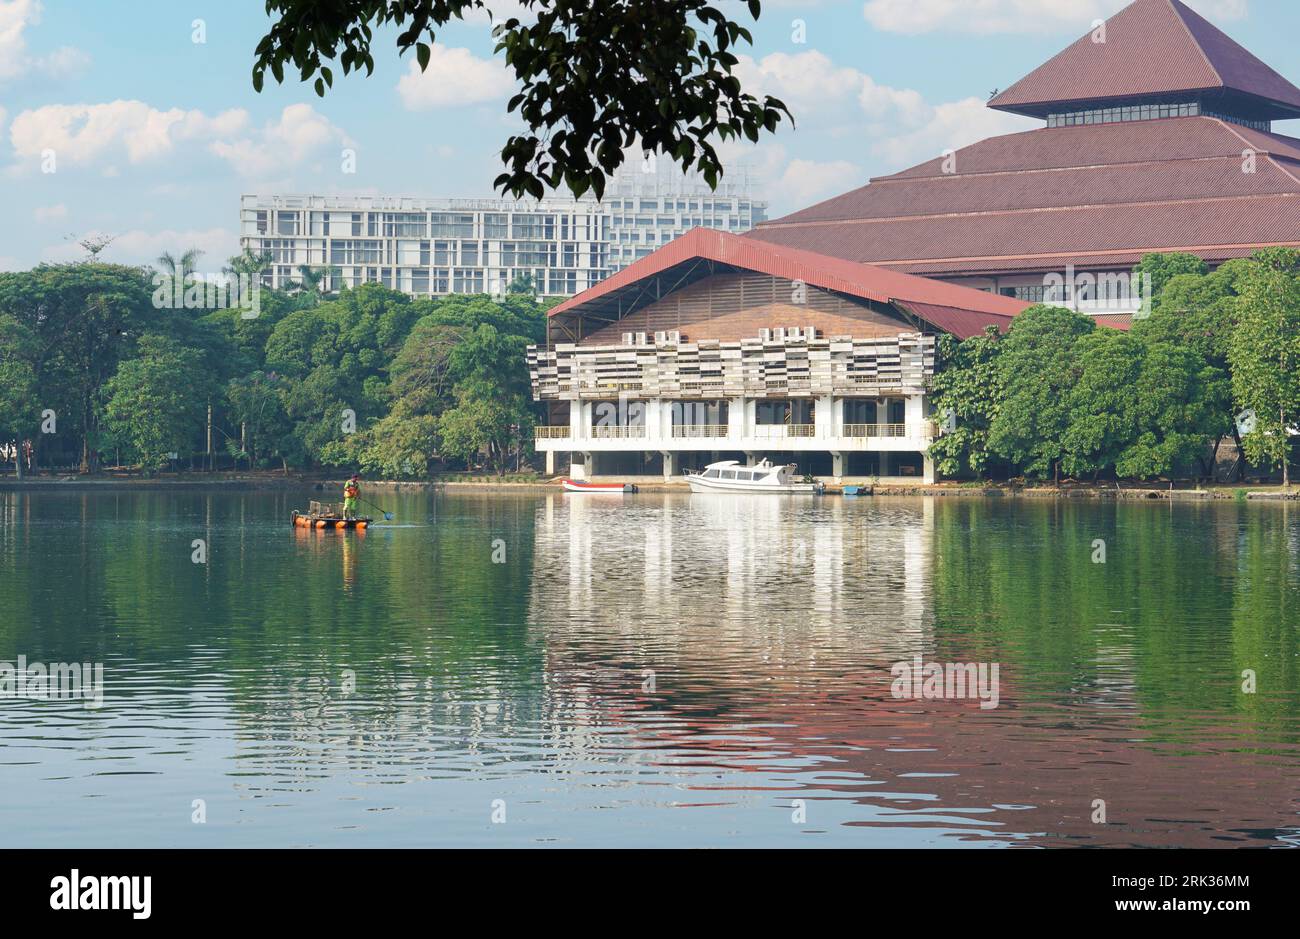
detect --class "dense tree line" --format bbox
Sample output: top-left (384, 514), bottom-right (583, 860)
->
top-left (0, 251), bottom-right (551, 478)
top-left (929, 248), bottom-right (1300, 484)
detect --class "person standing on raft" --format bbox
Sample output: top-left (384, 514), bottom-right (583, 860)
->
top-left (343, 475), bottom-right (361, 519)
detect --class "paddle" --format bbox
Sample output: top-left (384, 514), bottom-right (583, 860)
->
top-left (358, 497), bottom-right (394, 521)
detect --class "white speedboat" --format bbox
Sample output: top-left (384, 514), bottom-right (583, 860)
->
top-left (684, 459), bottom-right (824, 494)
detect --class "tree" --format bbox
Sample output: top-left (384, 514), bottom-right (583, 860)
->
top-left (225, 372), bottom-right (295, 470)
top-left (1132, 258), bottom-right (1246, 478)
top-left (102, 335), bottom-right (213, 473)
top-left (1058, 329), bottom-right (1222, 481)
top-left (987, 305), bottom-right (1096, 480)
top-left (1117, 337), bottom-right (1225, 480)
top-left (927, 327), bottom-right (1004, 478)
top-left (0, 263), bottom-right (157, 473)
top-left (1132, 251), bottom-right (1209, 302)
top-left (438, 379), bottom-right (532, 474)
top-left (0, 316), bottom-right (40, 478)
top-left (1060, 329), bottom-right (1145, 479)
top-left (1230, 248), bottom-right (1300, 486)
top-left (250, 0), bottom-right (791, 199)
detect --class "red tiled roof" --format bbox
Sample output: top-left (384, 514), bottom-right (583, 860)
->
top-left (751, 194), bottom-right (1300, 276)
top-left (750, 116), bottom-right (1300, 279)
top-left (548, 228), bottom-right (1025, 337)
top-left (989, 0), bottom-right (1300, 119)
top-left (880, 117), bottom-right (1299, 183)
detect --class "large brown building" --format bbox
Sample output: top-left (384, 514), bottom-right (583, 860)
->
top-left (748, 0), bottom-right (1300, 326)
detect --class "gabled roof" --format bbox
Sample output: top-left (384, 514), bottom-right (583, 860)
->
top-left (548, 228), bottom-right (1025, 339)
top-left (989, 0), bottom-right (1300, 121)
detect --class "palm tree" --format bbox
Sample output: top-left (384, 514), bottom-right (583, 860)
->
top-left (290, 264), bottom-right (341, 305)
top-left (156, 248), bottom-right (204, 283)
top-left (223, 247), bottom-right (272, 279)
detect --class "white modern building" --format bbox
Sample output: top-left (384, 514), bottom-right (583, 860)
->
top-left (527, 229), bottom-right (1029, 484)
top-left (239, 193), bottom-right (611, 297)
top-left (240, 168), bottom-right (766, 298)
top-left (603, 162), bottom-right (766, 271)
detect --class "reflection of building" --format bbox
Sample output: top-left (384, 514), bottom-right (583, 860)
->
top-left (528, 229), bottom-right (1025, 482)
top-left (749, 0), bottom-right (1300, 325)
top-left (528, 491), bottom-right (934, 652)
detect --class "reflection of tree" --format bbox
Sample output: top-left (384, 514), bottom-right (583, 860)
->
top-left (0, 490), bottom-right (546, 780)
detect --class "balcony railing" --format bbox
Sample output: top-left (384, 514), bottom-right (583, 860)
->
top-left (672, 424), bottom-right (730, 438)
top-left (590, 425), bottom-right (647, 439)
top-left (843, 423), bottom-right (908, 438)
top-left (753, 424), bottom-right (816, 439)
top-left (534, 426), bottom-right (571, 439)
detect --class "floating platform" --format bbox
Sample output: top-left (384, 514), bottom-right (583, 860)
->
top-left (293, 513), bottom-right (370, 529)
top-left (293, 501), bottom-right (371, 529)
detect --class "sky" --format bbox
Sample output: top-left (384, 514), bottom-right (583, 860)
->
top-left (2, 0), bottom-right (1299, 273)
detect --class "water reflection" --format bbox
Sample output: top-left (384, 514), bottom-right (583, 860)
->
top-left (526, 494), bottom-right (1300, 847)
top-left (0, 490), bottom-right (1297, 847)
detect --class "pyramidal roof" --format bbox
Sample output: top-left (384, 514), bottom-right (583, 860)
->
top-left (989, 0), bottom-right (1300, 121)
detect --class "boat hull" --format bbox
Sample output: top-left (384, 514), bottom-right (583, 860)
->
top-left (562, 480), bottom-right (637, 493)
top-left (685, 475), bottom-right (821, 494)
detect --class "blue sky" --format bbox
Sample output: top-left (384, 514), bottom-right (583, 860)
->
top-left (2, 0), bottom-right (1298, 271)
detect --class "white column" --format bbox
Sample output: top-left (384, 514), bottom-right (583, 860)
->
top-left (545, 450), bottom-right (555, 476)
top-left (729, 397), bottom-right (747, 439)
top-left (570, 400), bottom-right (587, 442)
top-left (661, 450), bottom-right (676, 481)
top-left (904, 394), bottom-right (926, 440)
top-left (816, 394), bottom-right (835, 440)
top-left (831, 451), bottom-right (844, 481)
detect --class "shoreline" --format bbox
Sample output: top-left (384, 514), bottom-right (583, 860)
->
top-left (2, 474), bottom-right (1296, 500)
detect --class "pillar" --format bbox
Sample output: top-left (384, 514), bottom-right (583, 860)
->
top-left (831, 451), bottom-right (844, 481)
top-left (545, 450), bottom-right (556, 476)
top-left (662, 451), bottom-right (676, 481)
top-left (879, 451), bottom-right (892, 477)
top-left (923, 454), bottom-right (936, 485)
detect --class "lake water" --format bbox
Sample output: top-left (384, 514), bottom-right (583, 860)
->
top-left (1, 489), bottom-right (1298, 847)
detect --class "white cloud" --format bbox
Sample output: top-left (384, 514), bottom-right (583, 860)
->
top-left (8, 100), bottom-right (247, 169)
top-left (396, 44), bottom-right (515, 110)
top-left (717, 49), bottom-right (1038, 214)
top-left (861, 0), bottom-right (1246, 35)
top-left (8, 101), bottom-right (350, 179)
top-left (776, 158), bottom-right (863, 205)
top-left (871, 96), bottom-right (1034, 166)
top-left (0, 0), bottom-right (89, 83)
top-left (736, 50), bottom-right (930, 132)
top-left (209, 104), bottom-right (353, 178)
top-left (32, 203), bottom-right (65, 222)
top-left (41, 228), bottom-right (239, 269)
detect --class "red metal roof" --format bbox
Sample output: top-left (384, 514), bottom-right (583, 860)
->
top-left (989, 0), bottom-right (1300, 119)
top-left (547, 228), bottom-right (1025, 337)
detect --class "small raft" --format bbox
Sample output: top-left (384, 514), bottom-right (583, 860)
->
top-left (292, 501), bottom-right (371, 530)
top-left (562, 479), bottom-right (638, 493)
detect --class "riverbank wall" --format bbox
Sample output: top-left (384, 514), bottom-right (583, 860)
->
top-left (3, 474), bottom-right (1296, 500)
